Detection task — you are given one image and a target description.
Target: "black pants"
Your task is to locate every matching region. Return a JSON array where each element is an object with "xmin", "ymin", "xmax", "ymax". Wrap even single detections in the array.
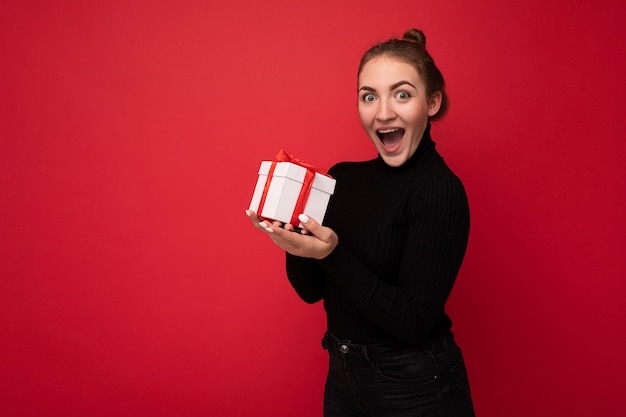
[{"xmin": 322, "ymin": 332, "xmax": 475, "ymax": 417}]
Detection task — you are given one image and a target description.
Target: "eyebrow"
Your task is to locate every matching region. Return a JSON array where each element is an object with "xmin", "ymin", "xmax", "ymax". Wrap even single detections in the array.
[{"xmin": 358, "ymin": 80, "xmax": 417, "ymax": 92}]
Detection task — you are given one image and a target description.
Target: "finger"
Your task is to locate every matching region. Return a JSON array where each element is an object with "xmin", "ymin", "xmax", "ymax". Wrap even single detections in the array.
[
  {"xmin": 298, "ymin": 214, "xmax": 315, "ymax": 228},
  {"xmin": 298, "ymin": 214, "xmax": 337, "ymax": 243},
  {"xmin": 259, "ymin": 219, "xmax": 287, "ymax": 234},
  {"xmin": 298, "ymin": 214, "xmax": 324, "ymax": 240},
  {"xmin": 269, "ymin": 227, "xmax": 315, "ymax": 253},
  {"xmin": 264, "ymin": 222, "xmax": 298, "ymax": 241},
  {"xmin": 246, "ymin": 209, "xmax": 266, "ymax": 230}
]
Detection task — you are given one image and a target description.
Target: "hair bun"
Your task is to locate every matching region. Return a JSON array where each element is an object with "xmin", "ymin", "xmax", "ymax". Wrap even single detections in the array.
[{"xmin": 402, "ymin": 28, "xmax": 426, "ymax": 47}]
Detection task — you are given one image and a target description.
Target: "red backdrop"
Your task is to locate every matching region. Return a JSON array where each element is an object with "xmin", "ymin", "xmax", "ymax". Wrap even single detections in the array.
[{"xmin": 2, "ymin": 1, "xmax": 625, "ymax": 416}]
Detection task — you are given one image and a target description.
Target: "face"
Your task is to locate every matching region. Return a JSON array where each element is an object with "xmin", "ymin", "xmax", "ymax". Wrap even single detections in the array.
[{"xmin": 357, "ymin": 56, "xmax": 441, "ymax": 167}]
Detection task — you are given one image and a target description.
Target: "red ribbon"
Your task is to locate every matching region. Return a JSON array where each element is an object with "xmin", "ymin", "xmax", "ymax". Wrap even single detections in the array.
[{"xmin": 257, "ymin": 150, "xmax": 329, "ymax": 226}]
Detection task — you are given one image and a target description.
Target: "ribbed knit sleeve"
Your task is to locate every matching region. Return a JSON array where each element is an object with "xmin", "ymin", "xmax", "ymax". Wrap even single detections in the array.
[{"xmin": 285, "ymin": 254, "xmax": 324, "ymax": 304}]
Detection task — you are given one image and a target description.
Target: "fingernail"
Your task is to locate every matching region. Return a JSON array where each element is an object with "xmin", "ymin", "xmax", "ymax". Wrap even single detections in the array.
[
  {"xmin": 259, "ymin": 222, "xmax": 268, "ymax": 229},
  {"xmin": 298, "ymin": 214, "xmax": 309, "ymax": 224},
  {"xmin": 245, "ymin": 210, "xmax": 251, "ymax": 216}
]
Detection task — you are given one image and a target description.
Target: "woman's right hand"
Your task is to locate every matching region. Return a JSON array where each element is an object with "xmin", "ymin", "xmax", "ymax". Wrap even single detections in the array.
[{"xmin": 245, "ymin": 210, "xmax": 338, "ymax": 259}]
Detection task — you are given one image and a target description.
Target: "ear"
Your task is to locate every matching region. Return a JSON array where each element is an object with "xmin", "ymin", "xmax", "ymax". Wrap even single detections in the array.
[{"xmin": 427, "ymin": 92, "xmax": 443, "ymax": 117}]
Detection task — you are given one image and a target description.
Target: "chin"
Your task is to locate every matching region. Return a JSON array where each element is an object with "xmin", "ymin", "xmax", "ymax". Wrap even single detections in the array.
[
  {"xmin": 380, "ymin": 153, "xmax": 408, "ymax": 167},
  {"xmin": 370, "ymin": 137, "xmax": 409, "ymax": 167}
]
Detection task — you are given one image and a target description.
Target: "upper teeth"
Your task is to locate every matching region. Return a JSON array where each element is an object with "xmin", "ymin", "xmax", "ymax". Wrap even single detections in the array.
[{"xmin": 378, "ymin": 129, "xmax": 399, "ymax": 134}]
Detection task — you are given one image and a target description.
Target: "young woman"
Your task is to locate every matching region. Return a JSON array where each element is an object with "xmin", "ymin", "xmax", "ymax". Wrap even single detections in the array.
[{"xmin": 247, "ymin": 28, "xmax": 475, "ymax": 417}]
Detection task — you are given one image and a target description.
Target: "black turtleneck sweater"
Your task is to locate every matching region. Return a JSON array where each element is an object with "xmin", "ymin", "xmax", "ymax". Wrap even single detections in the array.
[{"xmin": 285, "ymin": 126, "xmax": 470, "ymax": 345}]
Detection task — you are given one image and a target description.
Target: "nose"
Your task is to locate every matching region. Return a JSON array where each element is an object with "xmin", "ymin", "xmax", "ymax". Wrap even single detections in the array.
[{"xmin": 375, "ymin": 99, "xmax": 396, "ymax": 121}]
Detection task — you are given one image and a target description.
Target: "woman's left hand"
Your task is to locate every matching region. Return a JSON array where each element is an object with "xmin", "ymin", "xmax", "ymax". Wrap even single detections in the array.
[{"xmin": 246, "ymin": 210, "xmax": 338, "ymax": 259}]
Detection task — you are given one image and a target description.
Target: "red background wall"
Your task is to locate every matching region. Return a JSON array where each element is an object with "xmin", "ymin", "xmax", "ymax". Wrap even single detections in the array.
[{"xmin": 2, "ymin": 1, "xmax": 625, "ymax": 416}]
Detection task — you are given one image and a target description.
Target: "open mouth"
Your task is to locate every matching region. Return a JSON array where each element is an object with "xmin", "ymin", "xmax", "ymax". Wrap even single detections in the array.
[{"xmin": 377, "ymin": 128, "xmax": 405, "ymax": 150}]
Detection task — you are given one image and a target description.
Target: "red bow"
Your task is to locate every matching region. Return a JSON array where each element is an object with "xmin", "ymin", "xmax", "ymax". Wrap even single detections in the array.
[{"xmin": 274, "ymin": 149, "xmax": 328, "ymax": 175}]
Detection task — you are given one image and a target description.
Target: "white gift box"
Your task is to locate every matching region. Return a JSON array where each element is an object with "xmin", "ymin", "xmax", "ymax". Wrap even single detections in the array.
[{"xmin": 249, "ymin": 160, "xmax": 336, "ymax": 227}]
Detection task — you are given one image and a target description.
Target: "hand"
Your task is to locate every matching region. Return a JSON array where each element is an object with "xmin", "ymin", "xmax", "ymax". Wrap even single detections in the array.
[{"xmin": 245, "ymin": 210, "xmax": 338, "ymax": 259}]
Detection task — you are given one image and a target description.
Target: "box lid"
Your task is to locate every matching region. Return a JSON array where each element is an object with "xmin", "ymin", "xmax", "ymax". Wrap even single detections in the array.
[
  {"xmin": 272, "ymin": 162, "xmax": 306, "ymax": 182},
  {"xmin": 311, "ymin": 172, "xmax": 336, "ymax": 194},
  {"xmin": 258, "ymin": 160, "xmax": 333, "ymax": 190},
  {"xmin": 257, "ymin": 160, "xmax": 273, "ymax": 175}
]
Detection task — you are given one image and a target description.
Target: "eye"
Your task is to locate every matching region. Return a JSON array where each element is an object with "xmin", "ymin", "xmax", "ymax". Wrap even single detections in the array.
[
  {"xmin": 361, "ymin": 93, "xmax": 376, "ymax": 102},
  {"xmin": 395, "ymin": 91, "xmax": 411, "ymax": 100}
]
